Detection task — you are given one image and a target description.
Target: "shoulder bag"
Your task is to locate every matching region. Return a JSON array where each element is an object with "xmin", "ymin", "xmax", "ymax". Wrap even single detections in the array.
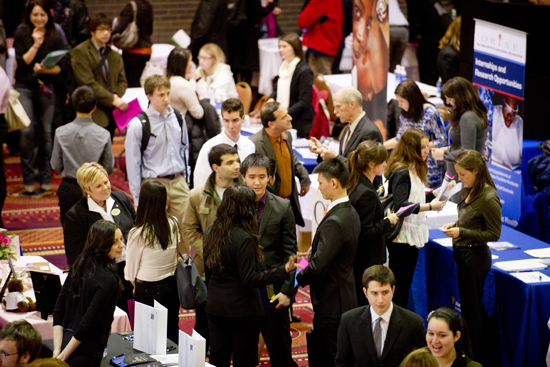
[{"xmin": 112, "ymin": 1, "xmax": 139, "ymax": 50}]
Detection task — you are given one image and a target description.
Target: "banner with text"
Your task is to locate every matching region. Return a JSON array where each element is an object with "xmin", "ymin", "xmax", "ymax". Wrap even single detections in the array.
[{"xmin": 473, "ymin": 19, "xmax": 526, "ymax": 226}]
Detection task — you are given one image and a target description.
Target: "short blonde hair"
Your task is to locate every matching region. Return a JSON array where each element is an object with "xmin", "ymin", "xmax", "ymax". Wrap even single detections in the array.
[
  {"xmin": 76, "ymin": 162, "xmax": 109, "ymax": 197},
  {"xmin": 144, "ymin": 75, "xmax": 171, "ymax": 96},
  {"xmin": 198, "ymin": 43, "xmax": 226, "ymax": 78}
]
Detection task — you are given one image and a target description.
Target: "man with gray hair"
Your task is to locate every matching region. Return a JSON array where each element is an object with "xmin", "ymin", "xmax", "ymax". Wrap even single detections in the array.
[{"xmin": 309, "ymin": 86, "xmax": 382, "ymax": 165}]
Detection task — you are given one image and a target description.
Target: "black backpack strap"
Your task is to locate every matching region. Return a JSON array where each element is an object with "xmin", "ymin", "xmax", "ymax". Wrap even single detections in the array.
[
  {"xmin": 93, "ymin": 46, "xmax": 111, "ymax": 79},
  {"xmin": 138, "ymin": 112, "xmax": 150, "ymax": 167},
  {"xmin": 172, "ymin": 108, "xmax": 189, "ymax": 182}
]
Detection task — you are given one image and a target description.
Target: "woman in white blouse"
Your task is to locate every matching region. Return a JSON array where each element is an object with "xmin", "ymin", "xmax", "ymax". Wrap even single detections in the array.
[
  {"xmin": 125, "ymin": 180, "xmax": 181, "ymax": 343},
  {"xmin": 191, "ymin": 43, "xmax": 238, "ymax": 102},
  {"xmin": 167, "ymin": 47, "xmax": 204, "ymax": 119}
]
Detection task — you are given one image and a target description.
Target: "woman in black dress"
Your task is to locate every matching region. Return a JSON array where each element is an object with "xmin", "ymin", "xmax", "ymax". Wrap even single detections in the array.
[
  {"xmin": 347, "ymin": 140, "xmax": 398, "ymax": 306},
  {"xmin": 53, "ymin": 220, "xmax": 125, "ymax": 366},
  {"xmin": 204, "ymin": 185, "xmax": 298, "ymax": 367}
]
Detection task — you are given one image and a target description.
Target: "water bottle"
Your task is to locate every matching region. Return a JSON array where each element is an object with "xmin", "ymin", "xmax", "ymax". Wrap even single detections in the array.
[
  {"xmin": 436, "ymin": 77, "xmax": 442, "ymax": 98},
  {"xmin": 401, "ymin": 65, "xmax": 408, "ymax": 82}
]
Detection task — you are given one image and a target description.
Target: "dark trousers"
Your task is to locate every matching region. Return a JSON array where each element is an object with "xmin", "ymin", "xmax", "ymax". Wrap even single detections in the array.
[
  {"xmin": 194, "ymin": 304, "xmax": 210, "ymax": 356},
  {"xmin": 387, "ymin": 242, "xmax": 419, "ymax": 308},
  {"xmin": 134, "ymin": 275, "xmax": 181, "ymax": 343},
  {"xmin": 208, "ymin": 314, "xmax": 262, "ymax": 367},
  {"xmin": 454, "ymin": 245, "xmax": 498, "ymax": 366},
  {"xmin": 63, "ymin": 329, "xmax": 104, "ymax": 367},
  {"xmin": 122, "ymin": 53, "xmax": 150, "ymax": 88},
  {"xmin": 58, "ymin": 178, "xmax": 83, "ymax": 225},
  {"xmin": 261, "ymin": 306, "xmax": 297, "ymax": 367},
  {"xmin": 308, "ymin": 316, "xmax": 340, "ymax": 367},
  {"xmin": 0, "ymin": 115, "xmax": 7, "ymax": 228}
]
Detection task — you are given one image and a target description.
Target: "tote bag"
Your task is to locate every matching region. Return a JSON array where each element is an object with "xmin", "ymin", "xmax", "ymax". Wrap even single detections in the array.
[
  {"xmin": 175, "ymin": 222, "xmax": 207, "ymax": 309},
  {"xmin": 112, "ymin": 1, "xmax": 139, "ymax": 50},
  {"xmin": 5, "ymin": 89, "xmax": 31, "ymax": 132}
]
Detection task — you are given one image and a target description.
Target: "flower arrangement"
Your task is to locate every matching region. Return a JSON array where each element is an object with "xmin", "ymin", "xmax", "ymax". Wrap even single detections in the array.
[{"xmin": 0, "ymin": 232, "xmax": 17, "ymax": 261}]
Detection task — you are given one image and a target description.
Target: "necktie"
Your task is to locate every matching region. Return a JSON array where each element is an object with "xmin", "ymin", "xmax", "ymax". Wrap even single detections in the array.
[
  {"xmin": 342, "ymin": 126, "xmax": 351, "ymax": 152},
  {"xmin": 323, "ymin": 207, "xmax": 328, "ymax": 218},
  {"xmin": 373, "ymin": 317, "xmax": 382, "ymax": 359},
  {"xmin": 100, "ymin": 47, "xmax": 111, "ymax": 90}
]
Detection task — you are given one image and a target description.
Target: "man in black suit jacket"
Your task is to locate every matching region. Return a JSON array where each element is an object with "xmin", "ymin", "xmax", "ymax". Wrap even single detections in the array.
[
  {"xmin": 249, "ymin": 102, "xmax": 311, "ymax": 226},
  {"xmin": 309, "ymin": 86, "xmax": 383, "ymax": 164},
  {"xmin": 241, "ymin": 153, "xmax": 298, "ymax": 367},
  {"xmin": 296, "ymin": 158, "xmax": 360, "ymax": 367},
  {"xmin": 335, "ymin": 265, "xmax": 426, "ymax": 367}
]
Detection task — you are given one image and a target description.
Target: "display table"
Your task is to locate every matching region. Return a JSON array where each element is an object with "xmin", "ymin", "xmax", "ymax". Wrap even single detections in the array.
[
  {"xmin": 0, "ymin": 256, "xmax": 131, "ymax": 340},
  {"xmin": 410, "ymin": 227, "xmax": 550, "ymax": 367}
]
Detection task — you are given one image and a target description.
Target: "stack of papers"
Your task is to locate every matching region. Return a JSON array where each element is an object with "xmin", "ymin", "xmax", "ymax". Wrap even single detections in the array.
[
  {"xmin": 433, "ymin": 238, "xmax": 453, "ymax": 247},
  {"xmin": 488, "ymin": 241, "xmax": 519, "ymax": 251},
  {"xmin": 295, "ymin": 148, "xmax": 318, "ymax": 160},
  {"xmin": 524, "ymin": 247, "xmax": 550, "ymax": 258},
  {"xmin": 493, "ymin": 259, "xmax": 547, "ymax": 272},
  {"xmin": 511, "ymin": 271, "xmax": 550, "ymax": 283}
]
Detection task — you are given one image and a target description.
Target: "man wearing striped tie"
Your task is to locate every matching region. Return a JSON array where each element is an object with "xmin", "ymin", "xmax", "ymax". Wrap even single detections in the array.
[{"xmin": 335, "ymin": 265, "xmax": 426, "ymax": 367}]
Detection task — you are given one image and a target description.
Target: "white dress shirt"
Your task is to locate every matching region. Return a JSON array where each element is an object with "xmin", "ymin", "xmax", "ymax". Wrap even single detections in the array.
[
  {"xmin": 326, "ymin": 195, "xmax": 349, "ymax": 213},
  {"xmin": 369, "ymin": 301, "xmax": 394, "ymax": 355},
  {"xmin": 193, "ymin": 131, "xmax": 255, "ymax": 187}
]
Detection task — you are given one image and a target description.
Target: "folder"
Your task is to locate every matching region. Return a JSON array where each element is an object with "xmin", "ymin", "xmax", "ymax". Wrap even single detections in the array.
[
  {"xmin": 134, "ymin": 300, "xmax": 168, "ymax": 355},
  {"xmin": 178, "ymin": 329, "xmax": 206, "ymax": 367}
]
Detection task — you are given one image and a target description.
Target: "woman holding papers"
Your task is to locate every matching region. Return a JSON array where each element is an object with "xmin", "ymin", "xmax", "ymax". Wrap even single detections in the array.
[
  {"xmin": 431, "ymin": 77, "xmax": 488, "ymax": 178},
  {"xmin": 441, "ymin": 150, "xmax": 501, "ymax": 365},
  {"xmin": 53, "ymin": 220, "xmax": 125, "ymax": 366},
  {"xmin": 125, "ymin": 180, "xmax": 181, "ymax": 344},
  {"xmin": 347, "ymin": 140, "xmax": 399, "ymax": 306},
  {"xmin": 384, "ymin": 128, "xmax": 447, "ymax": 308},
  {"xmin": 267, "ymin": 33, "xmax": 314, "ymax": 139},
  {"xmin": 14, "ymin": 0, "xmax": 66, "ymax": 195},
  {"xmin": 384, "ymin": 79, "xmax": 448, "ymax": 188},
  {"xmin": 204, "ymin": 185, "xmax": 298, "ymax": 367}
]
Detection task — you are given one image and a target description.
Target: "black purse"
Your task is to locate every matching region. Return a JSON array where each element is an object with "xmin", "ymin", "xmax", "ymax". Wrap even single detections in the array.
[{"xmin": 380, "ymin": 195, "xmax": 404, "ymax": 242}]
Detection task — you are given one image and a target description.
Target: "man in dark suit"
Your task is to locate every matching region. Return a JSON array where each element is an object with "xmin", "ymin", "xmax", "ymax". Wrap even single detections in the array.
[
  {"xmin": 241, "ymin": 153, "xmax": 298, "ymax": 367},
  {"xmin": 335, "ymin": 265, "xmax": 427, "ymax": 367},
  {"xmin": 249, "ymin": 102, "xmax": 311, "ymax": 226},
  {"xmin": 296, "ymin": 158, "xmax": 360, "ymax": 367},
  {"xmin": 72, "ymin": 13, "xmax": 128, "ymax": 138},
  {"xmin": 309, "ymin": 86, "xmax": 383, "ymax": 164}
]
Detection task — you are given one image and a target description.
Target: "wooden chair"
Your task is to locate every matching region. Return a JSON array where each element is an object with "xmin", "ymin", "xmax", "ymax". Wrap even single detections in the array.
[{"xmin": 236, "ymin": 81, "xmax": 253, "ymax": 115}]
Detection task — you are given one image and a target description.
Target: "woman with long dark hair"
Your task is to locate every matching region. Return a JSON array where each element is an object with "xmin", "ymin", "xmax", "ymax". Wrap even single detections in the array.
[
  {"xmin": 14, "ymin": 0, "xmax": 66, "ymax": 195},
  {"xmin": 267, "ymin": 33, "xmax": 314, "ymax": 138},
  {"xmin": 204, "ymin": 185, "xmax": 298, "ymax": 367},
  {"xmin": 125, "ymin": 180, "xmax": 181, "ymax": 343},
  {"xmin": 53, "ymin": 220, "xmax": 125, "ymax": 366},
  {"xmin": 442, "ymin": 150, "xmax": 501, "ymax": 365},
  {"xmin": 425, "ymin": 307, "xmax": 482, "ymax": 367},
  {"xmin": 384, "ymin": 128, "xmax": 447, "ymax": 308},
  {"xmin": 347, "ymin": 140, "xmax": 398, "ymax": 306},
  {"xmin": 432, "ymin": 77, "xmax": 488, "ymax": 177},
  {"xmin": 167, "ymin": 47, "xmax": 203, "ymax": 119},
  {"xmin": 385, "ymin": 79, "xmax": 448, "ymax": 188}
]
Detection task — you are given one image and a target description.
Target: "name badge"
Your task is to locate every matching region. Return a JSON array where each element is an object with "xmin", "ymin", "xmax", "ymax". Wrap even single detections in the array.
[{"xmin": 111, "ymin": 208, "xmax": 121, "ymax": 216}]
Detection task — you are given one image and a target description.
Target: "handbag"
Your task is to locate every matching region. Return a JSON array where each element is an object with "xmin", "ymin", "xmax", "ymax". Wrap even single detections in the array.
[
  {"xmin": 380, "ymin": 194, "xmax": 404, "ymax": 242},
  {"xmin": 112, "ymin": 1, "xmax": 139, "ymax": 50},
  {"xmin": 174, "ymin": 221, "xmax": 207, "ymax": 309},
  {"xmin": 5, "ymin": 88, "xmax": 31, "ymax": 132}
]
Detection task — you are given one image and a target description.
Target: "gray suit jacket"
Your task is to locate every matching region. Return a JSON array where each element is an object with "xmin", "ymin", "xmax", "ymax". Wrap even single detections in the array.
[
  {"xmin": 335, "ymin": 304, "xmax": 426, "ymax": 367},
  {"xmin": 249, "ymin": 128, "xmax": 311, "ymax": 226},
  {"xmin": 71, "ymin": 39, "xmax": 128, "ymax": 128},
  {"xmin": 257, "ymin": 191, "xmax": 297, "ymax": 297}
]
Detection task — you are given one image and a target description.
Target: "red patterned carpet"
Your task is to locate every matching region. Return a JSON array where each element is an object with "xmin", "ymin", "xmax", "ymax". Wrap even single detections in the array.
[{"xmin": 2, "ymin": 137, "xmax": 314, "ymax": 366}]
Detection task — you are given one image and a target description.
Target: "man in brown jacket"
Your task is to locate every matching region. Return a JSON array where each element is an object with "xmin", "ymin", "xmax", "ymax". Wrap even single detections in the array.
[
  {"xmin": 71, "ymin": 13, "xmax": 128, "ymax": 138},
  {"xmin": 181, "ymin": 143, "xmax": 243, "ymax": 352}
]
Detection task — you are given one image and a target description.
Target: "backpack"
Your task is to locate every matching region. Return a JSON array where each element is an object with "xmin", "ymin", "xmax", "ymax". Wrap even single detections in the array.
[{"xmin": 137, "ymin": 108, "xmax": 188, "ymax": 181}]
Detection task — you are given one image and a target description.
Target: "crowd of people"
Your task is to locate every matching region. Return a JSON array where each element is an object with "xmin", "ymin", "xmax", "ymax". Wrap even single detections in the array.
[{"xmin": 0, "ymin": 0, "xmax": 504, "ymax": 367}]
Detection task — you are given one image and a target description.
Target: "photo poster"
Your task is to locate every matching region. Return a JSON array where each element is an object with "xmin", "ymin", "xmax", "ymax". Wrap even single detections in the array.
[
  {"xmin": 472, "ymin": 19, "xmax": 527, "ymax": 227},
  {"xmin": 352, "ymin": 0, "xmax": 389, "ymax": 139}
]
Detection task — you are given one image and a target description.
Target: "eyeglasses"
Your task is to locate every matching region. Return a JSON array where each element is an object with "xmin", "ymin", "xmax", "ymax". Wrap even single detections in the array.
[
  {"xmin": 96, "ymin": 27, "xmax": 111, "ymax": 32},
  {"xmin": 197, "ymin": 56, "xmax": 213, "ymax": 61},
  {"xmin": 0, "ymin": 352, "xmax": 18, "ymax": 359}
]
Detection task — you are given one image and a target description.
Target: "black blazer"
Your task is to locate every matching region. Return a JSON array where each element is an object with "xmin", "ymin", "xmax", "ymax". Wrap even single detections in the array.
[
  {"xmin": 249, "ymin": 129, "xmax": 311, "ymax": 227},
  {"xmin": 387, "ymin": 167, "xmax": 436, "ymax": 215},
  {"xmin": 205, "ymin": 227, "xmax": 288, "ymax": 318},
  {"xmin": 63, "ymin": 191, "xmax": 136, "ymax": 266},
  {"xmin": 270, "ymin": 60, "xmax": 315, "ymax": 138},
  {"xmin": 349, "ymin": 175, "xmax": 392, "ymax": 304},
  {"xmin": 296, "ymin": 201, "xmax": 360, "ymax": 319},
  {"xmin": 335, "ymin": 304, "xmax": 427, "ymax": 367},
  {"xmin": 257, "ymin": 192, "xmax": 297, "ymax": 298},
  {"xmin": 338, "ymin": 114, "xmax": 383, "ymax": 161}
]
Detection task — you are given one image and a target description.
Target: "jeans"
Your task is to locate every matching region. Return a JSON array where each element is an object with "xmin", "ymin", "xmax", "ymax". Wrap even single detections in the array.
[{"xmin": 15, "ymin": 83, "xmax": 55, "ymax": 187}]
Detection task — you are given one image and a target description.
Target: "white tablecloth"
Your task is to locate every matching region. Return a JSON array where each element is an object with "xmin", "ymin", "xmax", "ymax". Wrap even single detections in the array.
[{"xmin": 0, "ymin": 256, "xmax": 131, "ymax": 340}]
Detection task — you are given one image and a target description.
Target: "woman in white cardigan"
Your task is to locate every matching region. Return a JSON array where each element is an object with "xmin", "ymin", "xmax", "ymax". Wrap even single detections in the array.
[
  {"xmin": 167, "ymin": 47, "xmax": 204, "ymax": 119},
  {"xmin": 190, "ymin": 43, "xmax": 238, "ymax": 102}
]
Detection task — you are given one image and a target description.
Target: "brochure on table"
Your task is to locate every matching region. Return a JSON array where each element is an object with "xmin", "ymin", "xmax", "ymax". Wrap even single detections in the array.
[
  {"xmin": 178, "ymin": 329, "xmax": 205, "ymax": 367},
  {"xmin": 134, "ymin": 300, "xmax": 168, "ymax": 355}
]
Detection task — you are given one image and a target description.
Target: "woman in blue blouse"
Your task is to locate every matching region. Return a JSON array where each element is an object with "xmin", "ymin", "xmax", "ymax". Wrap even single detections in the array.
[{"xmin": 385, "ymin": 79, "xmax": 448, "ymax": 187}]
